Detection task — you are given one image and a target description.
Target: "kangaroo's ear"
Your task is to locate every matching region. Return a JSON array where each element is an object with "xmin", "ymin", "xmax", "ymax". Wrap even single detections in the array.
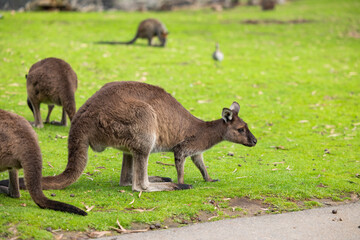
[
  {"xmin": 222, "ymin": 108, "xmax": 233, "ymax": 122},
  {"xmin": 229, "ymin": 101, "xmax": 240, "ymax": 115}
]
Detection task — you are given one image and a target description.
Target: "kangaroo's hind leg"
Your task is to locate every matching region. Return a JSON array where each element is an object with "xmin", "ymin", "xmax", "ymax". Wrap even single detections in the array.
[{"xmin": 119, "ymin": 153, "xmax": 172, "ymax": 187}]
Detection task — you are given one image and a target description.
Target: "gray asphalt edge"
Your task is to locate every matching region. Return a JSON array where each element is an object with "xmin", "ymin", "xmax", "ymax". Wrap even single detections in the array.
[{"xmin": 100, "ymin": 201, "xmax": 360, "ymax": 240}]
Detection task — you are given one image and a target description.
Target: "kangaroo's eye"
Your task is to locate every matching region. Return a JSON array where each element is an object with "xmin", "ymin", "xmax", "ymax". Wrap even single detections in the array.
[{"xmin": 238, "ymin": 128, "xmax": 244, "ymax": 133}]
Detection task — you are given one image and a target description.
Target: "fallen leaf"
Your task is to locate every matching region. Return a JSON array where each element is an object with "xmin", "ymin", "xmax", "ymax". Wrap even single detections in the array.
[
  {"xmin": 286, "ymin": 165, "xmax": 292, "ymax": 171},
  {"xmin": 125, "ymin": 207, "xmax": 156, "ymax": 212},
  {"xmin": 138, "ymin": 191, "xmax": 142, "ymax": 198},
  {"xmin": 55, "ymin": 134, "xmax": 67, "ymax": 139},
  {"xmin": 54, "ymin": 234, "xmax": 63, "ymax": 240},
  {"xmin": 111, "ymin": 219, "xmax": 149, "ymax": 234},
  {"xmin": 270, "ymin": 146, "xmax": 286, "ymax": 150},
  {"xmin": 47, "ymin": 162, "xmax": 54, "ymax": 168},
  {"xmin": 317, "ymin": 183, "xmax": 328, "ymax": 188},
  {"xmin": 21, "ymin": 203, "xmax": 26, "ymax": 207},
  {"xmin": 352, "ymin": 122, "xmax": 360, "ymax": 126},
  {"xmin": 208, "ymin": 215, "xmax": 218, "ymax": 221},
  {"xmin": 119, "ymin": 190, "xmax": 125, "ymax": 193},
  {"xmin": 298, "ymin": 120, "xmax": 309, "ymax": 123},
  {"xmin": 232, "ymin": 168, "xmax": 237, "ymax": 173},
  {"xmin": 87, "ymin": 231, "xmax": 111, "ymax": 238},
  {"xmin": 82, "ymin": 203, "xmax": 95, "ymax": 212},
  {"xmin": 197, "ymin": 99, "xmax": 212, "ymax": 104},
  {"xmin": 129, "ymin": 199, "xmax": 135, "ymax": 205},
  {"xmin": 272, "ymin": 161, "xmax": 285, "ymax": 165},
  {"xmin": 328, "ymin": 133, "xmax": 341, "ymax": 137}
]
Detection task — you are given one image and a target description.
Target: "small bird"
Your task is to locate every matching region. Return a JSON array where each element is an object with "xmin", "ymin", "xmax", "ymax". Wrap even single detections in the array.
[{"xmin": 212, "ymin": 43, "xmax": 224, "ymax": 66}]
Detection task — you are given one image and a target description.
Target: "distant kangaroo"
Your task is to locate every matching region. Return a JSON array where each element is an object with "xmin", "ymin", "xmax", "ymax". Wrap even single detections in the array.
[
  {"xmin": 123, "ymin": 18, "xmax": 168, "ymax": 47},
  {"xmin": 26, "ymin": 57, "xmax": 78, "ymax": 128},
  {"xmin": 0, "ymin": 82, "xmax": 257, "ymax": 192},
  {"xmin": 0, "ymin": 109, "xmax": 86, "ymax": 216}
]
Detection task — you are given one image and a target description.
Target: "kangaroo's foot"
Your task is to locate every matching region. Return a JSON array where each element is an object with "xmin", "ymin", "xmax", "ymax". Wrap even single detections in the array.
[
  {"xmin": 50, "ymin": 121, "xmax": 66, "ymax": 126},
  {"xmin": 0, "ymin": 186, "xmax": 9, "ymax": 195},
  {"xmin": 132, "ymin": 182, "xmax": 192, "ymax": 192},
  {"xmin": 148, "ymin": 176, "xmax": 172, "ymax": 183},
  {"xmin": 120, "ymin": 176, "xmax": 172, "ymax": 187}
]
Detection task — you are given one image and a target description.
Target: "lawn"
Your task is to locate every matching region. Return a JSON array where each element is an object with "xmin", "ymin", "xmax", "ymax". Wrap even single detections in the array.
[{"xmin": 0, "ymin": 0, "xmax": 359, "ymax": 239}]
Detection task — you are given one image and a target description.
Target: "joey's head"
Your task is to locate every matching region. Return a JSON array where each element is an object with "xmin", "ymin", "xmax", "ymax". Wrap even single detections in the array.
[{"xmin": 221, "ymin": 102, "xmax": 257, "ymax": 147}]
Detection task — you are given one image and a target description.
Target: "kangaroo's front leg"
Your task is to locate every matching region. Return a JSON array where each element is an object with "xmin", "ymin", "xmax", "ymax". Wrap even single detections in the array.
[
  {"xmin": 191, "ymin": 154, "xmax": 218, "ymax": 182},
  {"xmin": 174, "ymin": 153, "xmax": 186, "ymax": 184},
  {"xmin": 44, "ymin": 105, "xmax": 54, "ymax": 124}
]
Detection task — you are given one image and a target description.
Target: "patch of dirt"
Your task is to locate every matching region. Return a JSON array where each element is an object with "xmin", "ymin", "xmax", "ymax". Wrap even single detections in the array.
[
  {"xmin": 226, "ymin": 197, "xmax": 271, "ymax": 216},
  {"xmin": 222, "ymin": 19, "xmax": 314, "ymax": 25},
  {"xmin": 348, "ymin": 30, "xmax": 360, "ymax": 39}
]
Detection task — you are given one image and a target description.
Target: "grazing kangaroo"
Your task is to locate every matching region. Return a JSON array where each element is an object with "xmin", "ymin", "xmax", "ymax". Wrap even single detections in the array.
[
  {"xmin": 0, "ymin": 109, "xmax": 86, "ymax": 216},
  {"xmin": 123, "ymin": 18, "xmax": 168, "ymax": 47},
  {"xmin": 26, "ymin": 57, "xmax": 78, "ymax": 128},
  {"xmin": 0, "ymin": 82, "xmax": 257, "ymax": 192}
]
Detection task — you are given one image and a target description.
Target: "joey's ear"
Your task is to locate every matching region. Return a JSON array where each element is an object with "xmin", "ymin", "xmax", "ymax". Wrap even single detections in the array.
[
  {"xmin": 229, "ymin": 101, "xmax": 240, "ymax": 115},
  {"xmin": 222, "ymin": 108, "xmax": 233, "ymax": 123}
]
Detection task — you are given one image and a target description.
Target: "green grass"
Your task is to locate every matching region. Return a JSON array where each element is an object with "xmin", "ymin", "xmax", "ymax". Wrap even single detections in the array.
[{"xmin": 0, "ymin": 0, "xmax": 360, "ymax": 238}]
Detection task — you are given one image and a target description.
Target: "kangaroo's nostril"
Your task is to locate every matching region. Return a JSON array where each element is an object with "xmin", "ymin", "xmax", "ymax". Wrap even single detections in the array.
[{"xmin": 253, "ymin": 139, "xmax": 257, "ymax": 144}]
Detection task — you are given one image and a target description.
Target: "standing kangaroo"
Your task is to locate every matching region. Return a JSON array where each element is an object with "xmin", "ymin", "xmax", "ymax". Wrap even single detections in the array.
[
  {"xmin": 0, "ymin": 82, "xmax": 257, "ymax": 192},
  {"xmin": 26, "ymin": 57, "xmax": 78, "ymax": 128},
  {"xmin": 123, "ymin": 18, "xmax": 168, "ymax": 47},
  {"xmin": 0, "ymin": 109, "xmax": 86, "ymax": 216}
]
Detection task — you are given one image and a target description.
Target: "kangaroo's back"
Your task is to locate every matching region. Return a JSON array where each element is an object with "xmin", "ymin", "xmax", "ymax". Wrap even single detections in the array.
[
  {"xmin": 81, "ymin": 81, "xmax": 200, "ymax": 147},
  {"xmin": 27, "ymin": 57, "xmax": 78, "ymax": 102}
]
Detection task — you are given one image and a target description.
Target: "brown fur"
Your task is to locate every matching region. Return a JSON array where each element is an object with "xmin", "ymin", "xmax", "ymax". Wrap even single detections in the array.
[
  {"xmin": 261, "ymin": 0, "xmax": 276, "ymax": 10},
  {"xmin": 0, "ymin": 109, "xmax": 86, "ymax": 215},
  {"xmin": 1, "ymin": 82, "xmax": 257, "ymax": 192},
  {"xmin": 26, "ymin": 57, "xmax": 78, "ymax": 128},
  {"xmin": 125, "ymin": 18, "xmax": 168, "ymax": 47}
]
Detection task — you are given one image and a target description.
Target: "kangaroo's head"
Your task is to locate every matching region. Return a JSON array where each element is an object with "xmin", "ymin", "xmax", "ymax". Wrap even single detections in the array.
[
  {"xmin": 159, "ymin": 31, "xmax": 168, "ymax": 47},
  {"xmin": 221, "ymin": 101, "xmax": 257, "ymax": 147}
]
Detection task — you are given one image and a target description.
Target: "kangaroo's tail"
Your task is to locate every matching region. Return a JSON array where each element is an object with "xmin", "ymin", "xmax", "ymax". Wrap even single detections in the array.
[
  {"xmin": 41, "ymin": 125, "xmax": 89, "ymax": 190},
  {"xmin": 95, "ymin": 33, "xmax": 138, "ymax": 45},
  {"xmin": 23, "ymin": 143, "xmax": 87, "ymax": 216}
]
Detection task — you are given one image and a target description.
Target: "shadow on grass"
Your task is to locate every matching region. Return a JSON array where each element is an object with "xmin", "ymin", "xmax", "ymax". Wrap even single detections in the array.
[{"xmin": 94, "ymin": 41, "xmax": 165, "ymax": 48}]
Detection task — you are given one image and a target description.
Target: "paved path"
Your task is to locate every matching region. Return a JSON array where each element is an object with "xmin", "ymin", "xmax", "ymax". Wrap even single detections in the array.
[{"xmin": 101, "ymin": 202, "xmax": 360, "ymax": 240}]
